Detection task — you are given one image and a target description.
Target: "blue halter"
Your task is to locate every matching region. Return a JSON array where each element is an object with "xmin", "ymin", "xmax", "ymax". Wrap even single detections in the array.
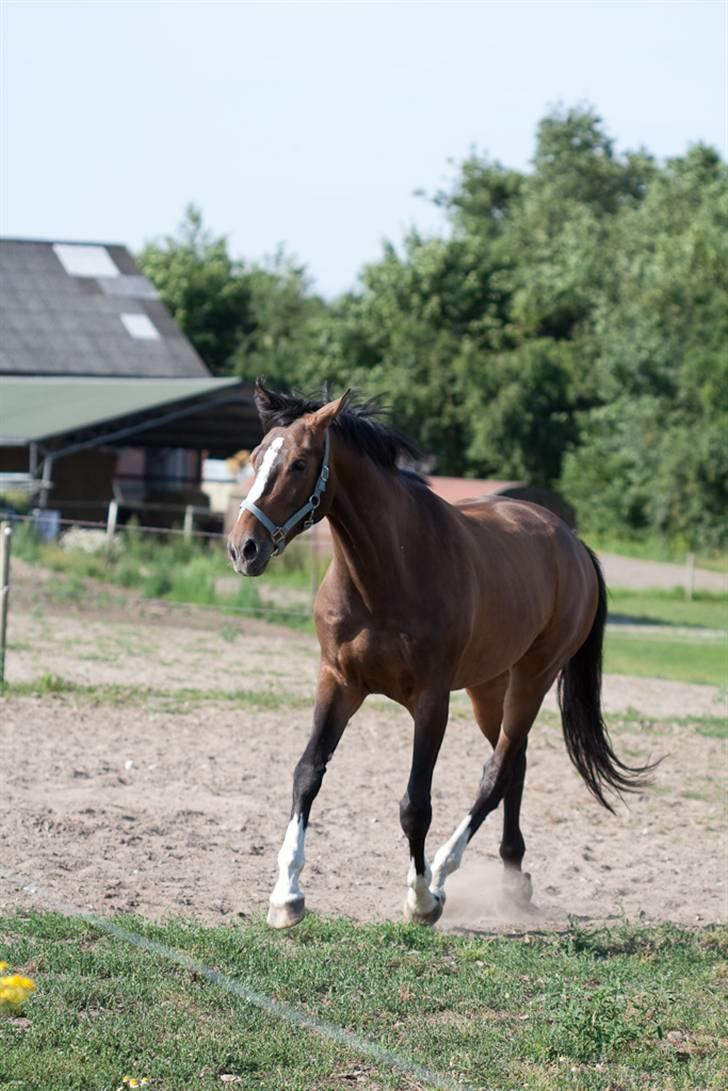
[{"xmin": 240, "ymin": 431, "xmax": 331, "ymax": 554}]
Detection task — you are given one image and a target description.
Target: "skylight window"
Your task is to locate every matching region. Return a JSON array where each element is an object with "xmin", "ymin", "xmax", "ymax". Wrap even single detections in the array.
[
  {"xmin": 120, "ymin": 313, "xmax": 160, "ymax": 341},
  {"xmin": 53, "ymin": 244, "xmax": 120, "ymax": 277}
]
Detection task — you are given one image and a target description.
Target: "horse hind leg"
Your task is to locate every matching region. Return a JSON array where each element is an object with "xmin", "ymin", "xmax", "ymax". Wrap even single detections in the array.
[
  {"xmin": 499, "ymin": 740, "xmax": 533, "ymax": 907},
  {"xmin": 466, "ymin": 674, "xmax": 532, "ymax": 904},
  {"xmin": 430, "ymin": 681, "xmax": 546, "ymax": 908}
]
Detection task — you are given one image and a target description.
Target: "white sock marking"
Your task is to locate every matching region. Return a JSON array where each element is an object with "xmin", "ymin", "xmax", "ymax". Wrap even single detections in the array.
[
  {"xmin": 243, "ymin": 436, "xmax": 284, "ymax": 507},
  {"xmin": 405, "ymin": 860, "xmax": 440, "ymax": 916},
  {"xmin": 270, "ymin": 813, "xmax": 306, "ymax": 907},
  {"xmin": 431, "ymin": 813, "xmax": 471, "ymax": 896}
]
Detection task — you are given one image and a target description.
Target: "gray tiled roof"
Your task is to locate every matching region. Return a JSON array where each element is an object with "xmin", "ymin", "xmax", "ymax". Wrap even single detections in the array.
[{"xmin": 0, "ymin": 239, "xmax": 210, "ymax": 378}]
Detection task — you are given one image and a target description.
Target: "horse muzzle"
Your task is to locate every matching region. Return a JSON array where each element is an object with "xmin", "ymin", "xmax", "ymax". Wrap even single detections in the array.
[{"xmin": 227, "ymin": 532, "xmax": 274, "ymax": 577}]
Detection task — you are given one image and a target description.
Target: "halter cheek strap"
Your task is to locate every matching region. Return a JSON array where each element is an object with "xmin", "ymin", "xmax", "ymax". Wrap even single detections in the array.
[{"xmin": 240, "ymin": 430, "xmax": 331, "ymax": 555}]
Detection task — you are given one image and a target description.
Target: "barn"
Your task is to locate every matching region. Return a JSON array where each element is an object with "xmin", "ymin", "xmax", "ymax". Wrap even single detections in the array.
[{"xmin": 0, "ymin": 238, "xmax": 260, "ymax": 526}]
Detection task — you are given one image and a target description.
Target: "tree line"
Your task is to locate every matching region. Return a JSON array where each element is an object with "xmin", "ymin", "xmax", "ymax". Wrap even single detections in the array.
[{"xmin": 138, "ymin": 106, "xmax": 727, "ymax": 551}]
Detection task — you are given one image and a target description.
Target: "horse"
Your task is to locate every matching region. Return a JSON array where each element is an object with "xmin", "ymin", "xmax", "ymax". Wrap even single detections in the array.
[{"xmin": 227, "ymin": 380, "xmax": 651, "ymax": 929}]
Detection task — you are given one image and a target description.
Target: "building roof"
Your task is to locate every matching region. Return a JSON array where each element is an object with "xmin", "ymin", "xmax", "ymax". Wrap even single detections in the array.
[
  {"xmin": 0, "ymin": 238, "xmax": 209, "ymax": 379},
  {"xmin": 427, "ymin": 476, "xmax": 522, "ymax": 504},
  {"xmin": 0, "ymin": 376, "xmax": 261, "ymax": 458}
]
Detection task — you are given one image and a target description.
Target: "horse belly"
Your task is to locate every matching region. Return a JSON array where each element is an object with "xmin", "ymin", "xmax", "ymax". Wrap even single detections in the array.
[{"xmin": 449, "ymin": 582, "xmax": 553, "ymax": 691}]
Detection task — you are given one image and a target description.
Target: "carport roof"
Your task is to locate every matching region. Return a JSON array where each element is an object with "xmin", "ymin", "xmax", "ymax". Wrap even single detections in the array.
[{"xmin": 0, "ymin": 376, "xmax": 261, "ymax": 457}]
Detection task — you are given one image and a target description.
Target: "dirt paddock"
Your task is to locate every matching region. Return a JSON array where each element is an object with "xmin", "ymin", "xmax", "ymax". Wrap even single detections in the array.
[{"xmin": 1, "ymin": 577, "xmax": 726, "ymax": 932}]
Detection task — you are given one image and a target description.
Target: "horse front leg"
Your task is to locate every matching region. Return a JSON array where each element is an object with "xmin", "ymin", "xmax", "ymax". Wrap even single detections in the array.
[
  {"xmin": 267, "ymin": 668, "xmax": 364, "ymax": 929},
  {"xmin": 400, "ymin": 690, "xmax": 449, "ymax": 925}
]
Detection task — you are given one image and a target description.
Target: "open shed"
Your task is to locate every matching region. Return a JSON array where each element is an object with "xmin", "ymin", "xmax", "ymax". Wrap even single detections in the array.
[{"xmin": 0, "ymin": 239, "xmax": 260, "ymax": 523}]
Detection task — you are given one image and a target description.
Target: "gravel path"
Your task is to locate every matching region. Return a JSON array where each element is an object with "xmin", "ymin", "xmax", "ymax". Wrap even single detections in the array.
[{"xmin": 598, "ymin": 551, "xmax": 727, "ymax": 593}]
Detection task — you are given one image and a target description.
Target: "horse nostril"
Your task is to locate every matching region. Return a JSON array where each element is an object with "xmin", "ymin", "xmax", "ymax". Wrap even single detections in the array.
[
  {"xmin": 242, "ymin": 537, "xmax": 258, "ymax": 561},
  {"xmin": 228, "ymin": 541, "xmax": 238, "ymax": 564}
]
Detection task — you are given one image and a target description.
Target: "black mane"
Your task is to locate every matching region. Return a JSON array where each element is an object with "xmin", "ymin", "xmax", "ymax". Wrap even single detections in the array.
[{"xmin": 255, "ymin": 382, "xmax": 425, "ymax": 479}]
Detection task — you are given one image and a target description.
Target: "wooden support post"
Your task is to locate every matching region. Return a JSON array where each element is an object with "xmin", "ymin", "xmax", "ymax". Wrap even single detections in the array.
[
  {"xmin": 106, "ymin": 500, "xmax": 118, "ymax": 555},
  {"xmin": 685, "ymin": 551, "xmax": 696, "ymax": 601},
  {"xmin": 184, "ymin": 505, "xmax": 194, "ymax": 541},
  {"xmin": 0, "ymin": 521, "xmax": 12, "ymax": 688}
]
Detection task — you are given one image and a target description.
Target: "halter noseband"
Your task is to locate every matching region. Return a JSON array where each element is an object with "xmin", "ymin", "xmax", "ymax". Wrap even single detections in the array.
[{"xmin": 239, "ymin": 430, "xmax": 331, "ymax": 555}]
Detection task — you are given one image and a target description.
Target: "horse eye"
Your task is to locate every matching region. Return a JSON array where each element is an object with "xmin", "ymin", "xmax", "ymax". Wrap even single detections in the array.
[{"xmin": 290, "ymin": 459, "xmax": 307, "ymax": 472}]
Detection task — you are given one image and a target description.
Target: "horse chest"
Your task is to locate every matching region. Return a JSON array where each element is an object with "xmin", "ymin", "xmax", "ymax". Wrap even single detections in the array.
[{"xmin": 332, "ymin": 625, "xmax": 426, "ymax": 703}]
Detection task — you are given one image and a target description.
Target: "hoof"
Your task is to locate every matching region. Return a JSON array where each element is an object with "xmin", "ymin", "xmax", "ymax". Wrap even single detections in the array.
[
  {"xmin": 403, "ymin": 893, "xmax": 444, "ymax": 927},
  {"xmin": 502, "ymin": 870, "xmax": 533, "ymax": 907},
  {"xmin": 267, "ymin": 895, "xmax": 305, "ymax": 929}
]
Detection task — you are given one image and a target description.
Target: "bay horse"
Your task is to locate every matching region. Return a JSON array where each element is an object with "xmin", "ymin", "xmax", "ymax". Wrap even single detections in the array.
[{"xmin": 227, "ymin": 381, "xmax": 649, "ymax": 928}]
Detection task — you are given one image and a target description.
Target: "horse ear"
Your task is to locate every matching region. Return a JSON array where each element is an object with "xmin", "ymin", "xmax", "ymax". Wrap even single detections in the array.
[
  {"xmin": 254, "ymin": 378, "xmax": 287, "ymax": 430},
  {"xmin": 313, "ymin": 389, "xmax": 351, "ymax": 431}
]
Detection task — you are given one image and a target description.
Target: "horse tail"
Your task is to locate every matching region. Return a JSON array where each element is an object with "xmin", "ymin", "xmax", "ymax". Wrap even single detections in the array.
[{"xmin": 558, "ymin": 546, "xmax": 656, "ymax": 812}]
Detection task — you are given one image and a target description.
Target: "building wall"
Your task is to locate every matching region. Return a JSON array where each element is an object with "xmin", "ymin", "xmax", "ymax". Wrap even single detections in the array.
[
  {"xmin": 50, "ymin": 449, "xmax": 119, "ymax": 522},
  {"xmin": 0, "ymin": 447, "xmax": 30, "ymax": 474}
]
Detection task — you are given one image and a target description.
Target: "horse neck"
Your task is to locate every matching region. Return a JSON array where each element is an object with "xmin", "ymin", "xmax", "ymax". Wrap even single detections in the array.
[{"xmin": 326, "ymin": 444, "xmax": 415, "ymax": 610}]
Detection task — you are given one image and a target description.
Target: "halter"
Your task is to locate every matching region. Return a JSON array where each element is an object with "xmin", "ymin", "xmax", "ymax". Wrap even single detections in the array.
[{"xmin": 240, "ymin": 430, "xmax": 331, "ymax": 555}]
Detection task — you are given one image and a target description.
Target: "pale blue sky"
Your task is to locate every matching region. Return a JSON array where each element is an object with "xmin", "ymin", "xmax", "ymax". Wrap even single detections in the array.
[{"xmin": 2, "ymin": 0, "xmax": 726, "ymax": 296}]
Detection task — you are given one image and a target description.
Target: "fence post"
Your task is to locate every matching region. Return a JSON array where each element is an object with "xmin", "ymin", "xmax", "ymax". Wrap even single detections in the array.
[
  {"xmin": 0, "ymin": 521, "xmax": 12, "ymax": 687},
  {"xmin": 183, "ymin": 505, "xmax": 194, "ymax": 542},
  {"xmin": 685, "ymin": 551, "xmax": 696, "ymax": 601},
  {"xmin": 106, "ymin": 500, "xmax": 118, "ymax": 555}
]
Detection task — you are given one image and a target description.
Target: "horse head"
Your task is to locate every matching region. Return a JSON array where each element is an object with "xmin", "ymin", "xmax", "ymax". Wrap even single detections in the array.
[{"xmin": 227, "ymin": 379, "xmax": 349, "ymax": 576}]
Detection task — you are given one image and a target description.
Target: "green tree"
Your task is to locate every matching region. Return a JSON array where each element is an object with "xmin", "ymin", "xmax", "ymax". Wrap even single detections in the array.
[
  {"xmin": 138, "ymin": 205, "xmax": 254, "ymax": 374},
  {"xmin": 138, "ymin": 111, "xmax": 727, "ymax": 549}
]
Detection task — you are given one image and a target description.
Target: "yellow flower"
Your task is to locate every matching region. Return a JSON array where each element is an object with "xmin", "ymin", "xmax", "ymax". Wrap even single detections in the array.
[
  {"xmin": 0, "ymin": 971, "xmax": 36, "ymax": 1013},
  {"xmin": 0, "ymin": 962, "xmax": 8, "ymax": 972}
]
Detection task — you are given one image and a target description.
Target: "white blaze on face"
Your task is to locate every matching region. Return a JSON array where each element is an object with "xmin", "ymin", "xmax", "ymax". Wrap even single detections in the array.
[
  {"xmin": 270, "ymin": 813, "xmax": 306, "ymax": 907},
  {"xmin": 430, "ymin": 813, "xmax": 471, "ymax": 896},
  {"xmin": 243, "ymin": 436, "xmax": 284, "ymax": 508}
]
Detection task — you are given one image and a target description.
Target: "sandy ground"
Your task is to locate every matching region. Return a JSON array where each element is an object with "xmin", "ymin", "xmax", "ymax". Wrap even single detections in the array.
[{"xmin": 1, "ymin": 569, "xmax": 726, "ymax": 933}]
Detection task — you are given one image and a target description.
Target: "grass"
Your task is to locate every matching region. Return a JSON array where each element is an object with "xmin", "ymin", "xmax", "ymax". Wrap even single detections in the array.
[
  {"xmin": 11, "ymin": 521, "xmax": 315, "ymax": 629},
  {"xmin": 1, "ymin": 674, "xmax": 309, "ymax": 712},
  {"xmin": 693, "ymin": 719, "xmax": 728, "ymax": 739},
  {"xmin": 1, "ymin": 912, "xmax": 725, "ymax": 1091},
  {"xmin": 604, "ymin": 629, "xmax": 726, "ymax": 687},
  {"xmin": 604, "ymin": 589, "xmax": 727, "ymax": 684},
  {"xmin": 608, "ymin": 588, "xmax": 727, "ymax": 631}
]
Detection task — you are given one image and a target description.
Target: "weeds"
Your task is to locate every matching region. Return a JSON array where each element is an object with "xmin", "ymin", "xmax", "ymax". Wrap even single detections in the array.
[{"xmin": 12, "ymin": 521, "xmax": 315, "ymax": 628}]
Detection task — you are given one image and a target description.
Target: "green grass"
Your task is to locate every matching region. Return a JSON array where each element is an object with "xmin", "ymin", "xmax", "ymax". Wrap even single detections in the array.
[
  {"xmin": 608, "ymin": 588, "xmax": 727, "ymax": 631},
  {"xmin": 0, "ymin": 674, "xmax": 309, "ymax": 712},
  {"xmin": 604, "ymin": 629, "xmax": 726, "ymax": 686},
  {"xmin": 11, "ymin": 521, "xmax": 315, "ymax": 629},
  {"xmin": 1, "ymin": 912, "xmax": 726, "ymax": 1091},
  {"xmin": 694, "ymin": 719, "xmax": 728, "ymax": 739}
]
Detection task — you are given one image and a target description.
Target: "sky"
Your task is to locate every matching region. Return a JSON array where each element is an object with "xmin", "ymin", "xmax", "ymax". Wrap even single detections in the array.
[{"xmin": 1, "ymin": 0, "xmax": 726, "ymax": 297}]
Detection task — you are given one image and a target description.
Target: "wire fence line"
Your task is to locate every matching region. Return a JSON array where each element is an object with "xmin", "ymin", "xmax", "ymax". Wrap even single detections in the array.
[
  {"xmin": 6, "ymin": 509, "xmax": 325, "ymax": 546},
  {"xmin": 1, "ymin": 866, "xmax": 474, "ymax": 1091}
]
